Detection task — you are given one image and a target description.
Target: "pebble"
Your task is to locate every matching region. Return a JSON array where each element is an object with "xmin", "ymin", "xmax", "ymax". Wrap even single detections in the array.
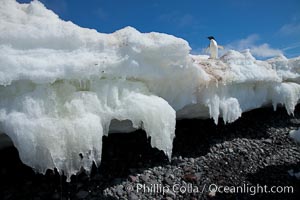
[
  {"xmin": 263, "ymin": 138, "xmax": 273, "ymax": 144},
  {"xmin": 128, "ymin": 193, "xmax": 139, "ymax": 200},
  {"xmin": 164, "ymin": 177, "xmax": 173, "ymax": 185},
  {"xmin": 189, "ymin": 158, "xmax": 195, "ymax": 164},
  {"xmin": 290, "ymin": 119, "xmax": 300, "ymax": 124},
  {"xmin": 183, "ymin": 173, "xmax": 197, "ymax": 183},
  {"xmin": 208, "ymin": 190, "xmax": 216, "ymax": 197},
  {"xmin": 140, "ymin": 174, "xmax": 150, "ymax": 183},
  {"xmin": 128, "ymin": 175, "xmax": 138, "ymax": 182},
  {"xmin": 169, "ymin": 174, "xmax": 175, "ymax": 179},
  {"xmin": 183, "ymin": 166, "xmax": 193, "ymax": 172},
  {"xmin": 165, "ymin": 190, "xmax": 176, "ymax": 198},
  {"xmin": 116, "ymin": 185, "xmax": 124, "ymax": 197}
]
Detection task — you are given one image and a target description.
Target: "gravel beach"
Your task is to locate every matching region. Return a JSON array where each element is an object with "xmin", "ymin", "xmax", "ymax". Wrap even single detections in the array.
[{"xmin": 1, "ymin": 105, "xmax": 300, "ymax": 200}]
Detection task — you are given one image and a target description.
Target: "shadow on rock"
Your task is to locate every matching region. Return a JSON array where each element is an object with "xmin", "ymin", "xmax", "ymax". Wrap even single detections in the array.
[
  {"xmin": 245, "ymin": 163, "xmax": 300, "ymax": 200},
  {"xmin": 0, "ymin": 130, "xmax": 168, "ymax": 200},
  {"xmin": 1, "ymin": 105, "xmax": 300, "ymax": 199},
  {"xmin": 172, "ymin": 105, "xmax": 300, "ymax": 158}
]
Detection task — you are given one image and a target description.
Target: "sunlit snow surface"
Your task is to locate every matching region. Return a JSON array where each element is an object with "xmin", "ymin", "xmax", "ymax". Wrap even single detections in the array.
[{"xmin": 1, "ymin": 0, "xmax": 300, "ymax": 180}]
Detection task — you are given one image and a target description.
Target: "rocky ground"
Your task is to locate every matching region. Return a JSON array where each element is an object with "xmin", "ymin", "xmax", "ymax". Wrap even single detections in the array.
[{"xmin": 1, "ymin": 105, "xmax": 300, "ymax": 200}]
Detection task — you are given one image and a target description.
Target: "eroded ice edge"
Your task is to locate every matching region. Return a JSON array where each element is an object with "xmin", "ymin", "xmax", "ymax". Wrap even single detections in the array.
[{"xmin": 1, "ymin": 0, "xmax": 300, "ymax": 180}]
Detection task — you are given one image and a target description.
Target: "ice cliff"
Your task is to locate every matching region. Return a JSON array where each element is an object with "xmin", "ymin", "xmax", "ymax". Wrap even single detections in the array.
[{"xmin": 1, "ymin": 0, "xmax": 300, "ymax": 180}]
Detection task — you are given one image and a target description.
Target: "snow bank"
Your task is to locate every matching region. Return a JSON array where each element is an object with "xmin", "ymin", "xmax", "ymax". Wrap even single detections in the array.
[
  {"xmin": 0, "ymin": 0, "xmax": 300, "ymax": 179},
  {"xmin": 0, "ymin": 80, "xmax": 175, "ymax": 179}
]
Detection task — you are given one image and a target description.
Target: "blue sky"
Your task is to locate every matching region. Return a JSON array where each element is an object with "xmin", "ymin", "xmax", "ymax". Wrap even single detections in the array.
[{"xmin": 17, "ymin": 0, "xmax": 300, "ymax": 58}]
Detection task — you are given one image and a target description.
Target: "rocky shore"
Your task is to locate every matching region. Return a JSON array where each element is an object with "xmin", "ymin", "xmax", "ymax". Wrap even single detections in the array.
[{"xmin": 1, "ymin": 105, "xmax": 300, "ymax": 200}]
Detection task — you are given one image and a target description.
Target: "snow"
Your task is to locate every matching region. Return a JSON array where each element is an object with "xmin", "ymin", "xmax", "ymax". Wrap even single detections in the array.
[
  {"xmin": 289, "ymin": 129, "xmax": 300, "ymax": 143},
  {"xmin": 0, "ymin": 0, "xmax": 300, "ymax": 180}
]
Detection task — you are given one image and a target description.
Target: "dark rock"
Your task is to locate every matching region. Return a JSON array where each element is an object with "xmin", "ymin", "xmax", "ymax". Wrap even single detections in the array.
[
  {"xmin": 263, "ymin": 138, "xmax": 272, "ymax": 144},
  {"xmin": 290, "ymin": 119, "xmax": 300, "ymax": 124},
  {"xmin": 116, "ymin": 185, "xmax": 124, "ymax": 197},
  {"xmin": 165, "ymin": 190, "xmax": 176, "ymax": 198},
  {"xmin": 52, "ymin": 193, "xmax": 60, "ymax": 199},
  {"xmin": 163, "ymin": 177, "xmax": 173, "ymax": 185},
  {"xmin": 228, "ymin": 148, "xmax": 234, "ymax": 153},
  {"xmin": 183, "ymin": 173, "xmax": 197, "ymax": 183},
  {"xmin": 189, "ymin": 158, "xmax": 195, "ymax": 164},
  {"xmin": 183, "ymin": 166, "xmax": 193, "ymax": 172},
  {"xmin": 128, "ymin": 175, "xmax": 138, "ymax": 182},
  {"xmin": 140, "ymin": 174, "xmax": 150, "ymax": 183},
  {"xmin": 76, "ymin": 190, "xmax": 89, "ymax": 199},
  {"xmin": 112, "ymin": 178, "xmax": 123, "ymax": 185},
  {"xmin": 129, "ymin": 193, "xmax": 139, "ymax": 200}
]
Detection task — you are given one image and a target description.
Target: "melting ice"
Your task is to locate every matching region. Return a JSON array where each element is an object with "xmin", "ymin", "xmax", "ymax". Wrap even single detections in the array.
[{"xmin": 0, "ymin": 0, "xmax": 300, "ymax": 180}]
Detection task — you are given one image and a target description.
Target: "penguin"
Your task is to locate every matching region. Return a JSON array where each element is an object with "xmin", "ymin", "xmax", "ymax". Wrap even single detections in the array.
[{"xmin": 207, "ymin": 36, "xmax": 223, "ymax": 59}]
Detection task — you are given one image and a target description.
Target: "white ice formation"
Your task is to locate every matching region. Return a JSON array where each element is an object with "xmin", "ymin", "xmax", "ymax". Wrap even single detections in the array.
[
  {"xmin": 289, "ymin": 129, "xmax": 300, "ymax": 143},
  {"xmin": 0, "ymin": 0, "xmax": 300, "ymax": 180}
]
